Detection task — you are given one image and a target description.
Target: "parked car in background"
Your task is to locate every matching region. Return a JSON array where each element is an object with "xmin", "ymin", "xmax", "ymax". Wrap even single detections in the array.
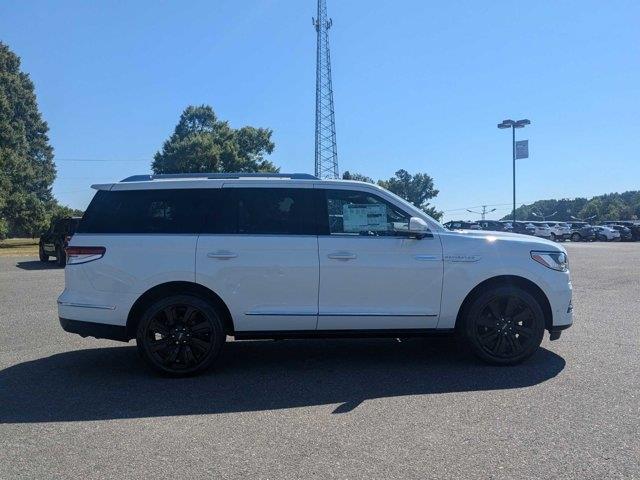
[
  {"xmin": 478, "ymin": 220, "xmax": 512, "ymax": 232},
  {"xmin": 568, "ymin": 222, "xmax": 596, "ymax": 242},
  {"xmin": 502, "ymin": 221, "xmax": 536, "ymax": 236},
  {"xmin": 602, "ymin": 221, "xmax": 640, "ymax": 241},
  {"xmin": 528, "ymin": 221, "xmax": 553, "ymax": 239},
  {"xmin": 545, "ymin": 222, "xmax": 572, "ymax": 242},
  {"xmin": 58, "ymin": 173, "xmax": 573, "ymax": 375},
  {"xmin": 594, "ymin": 226, "xmax": 621, "ymax": 242},
  {"xmin": 39, "ymin": 217, "xmax": 82, "ymax": 266},
  {"xmin": 606, "ymin": 224, "xmax": 633, "ymax": 241},
  {"xmin": 443, "ymin": 220, "xmax": 481, "ymax": 230}
]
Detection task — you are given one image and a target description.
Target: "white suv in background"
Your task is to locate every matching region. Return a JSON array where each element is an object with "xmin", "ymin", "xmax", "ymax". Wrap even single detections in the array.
[
  {"xmin": 594, "ymin": 226, "xmax": 621, "ymax": 242},
  {"xmin": 529, "ymin": 222, "xmax": 553, "ymax": 239},
  {"xmin": 58, "ymin": 173, "xmax": 573, "ymax": 376},
  {"xmin": 546, "ymin": 222, "xmax": 572, "ymax": 242}
]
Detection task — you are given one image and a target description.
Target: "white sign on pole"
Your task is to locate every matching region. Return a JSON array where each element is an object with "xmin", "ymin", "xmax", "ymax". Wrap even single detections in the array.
[{"xmin": 516, "ymin": 140, "xmax": 529, "ymax": 159}]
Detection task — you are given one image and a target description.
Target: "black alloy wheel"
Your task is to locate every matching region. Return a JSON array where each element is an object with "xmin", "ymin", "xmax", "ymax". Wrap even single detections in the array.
[
  {"xmin": 461, "ymin": 285, "xmax": 545, "ymax": 365},
  {"xmin": 137, "ymin": 295, "xmax": 225, "ymax": 376}
]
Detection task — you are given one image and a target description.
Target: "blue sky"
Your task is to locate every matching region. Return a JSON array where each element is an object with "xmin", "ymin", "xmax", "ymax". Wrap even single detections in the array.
[{"xmin": 1, "ymin": 0, "xmax": 638, "ymax": 221}]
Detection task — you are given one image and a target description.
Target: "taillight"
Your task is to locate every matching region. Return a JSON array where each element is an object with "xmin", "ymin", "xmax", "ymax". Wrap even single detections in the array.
[{"xmin": 65, "ymin": 246, "xmax": 106, "ymax": 265}]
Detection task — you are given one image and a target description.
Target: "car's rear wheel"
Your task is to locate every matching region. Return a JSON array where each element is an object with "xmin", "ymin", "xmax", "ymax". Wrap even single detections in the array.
[
  {"xmin": 571, "ymin": 232, "xmax": 581, "ymax": 242},
  {"xmin": 39, "ymin": 245, "xmax": 49, "ymax": 262},
  {"xmin": 460, "ymin": 285, "xmax": 545, "ymax": 365},
  {"xmin": 550, "ymin": 233, "xmax": 557, "ymax": 242},
  {"xmin": 55, "ymin": 246, "xmax": 67, "ymax": 267},
  {"xmin": 136, "ymin": 295, "xmax": 225, "ymax": 376}
]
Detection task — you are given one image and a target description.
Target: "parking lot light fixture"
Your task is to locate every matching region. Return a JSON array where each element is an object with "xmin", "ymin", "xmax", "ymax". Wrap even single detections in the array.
[{"xmin": 497, "ymin": 118, "xmax": 531, "ymax": 223}]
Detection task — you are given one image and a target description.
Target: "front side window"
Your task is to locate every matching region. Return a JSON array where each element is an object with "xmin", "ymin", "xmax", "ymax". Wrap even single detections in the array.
[{"xmin": 324, "ymin": 189, "xmax": 410, "ymax": 236}]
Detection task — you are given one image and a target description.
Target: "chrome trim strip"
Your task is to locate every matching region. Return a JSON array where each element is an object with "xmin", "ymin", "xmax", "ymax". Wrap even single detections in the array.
[
  {"xmin": 414, "ymin": 254, "xmax": 440, "ymax": 261},
  {"xmin": 57, "ymin": 301, "xmax": 116, "ymax": 311},
  {"xmin": 320, "ymin": 313, "xmax": 438, "ymax": 317},
  {"xmin": 245, "ymin": 312, "xmax": 437, "ymax": 317}
]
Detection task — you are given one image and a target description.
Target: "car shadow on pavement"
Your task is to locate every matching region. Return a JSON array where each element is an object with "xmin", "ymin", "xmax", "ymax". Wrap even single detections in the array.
[
  {"xmin": 15, "ymin": 260, "xmax": 61, "ymax": 270},
  {"xmin": 0, "ymin": 338, "xmax": 565, "ymax": 423}
]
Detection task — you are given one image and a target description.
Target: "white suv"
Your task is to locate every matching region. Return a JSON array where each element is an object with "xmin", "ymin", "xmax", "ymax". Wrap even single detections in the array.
[
  {"xmin": 58, "ymin": 173, "xmax": 573, "ymax": 375},
  {"xmin": 545, "ymin": 222, "xmax": 572, "ymax": 242}
]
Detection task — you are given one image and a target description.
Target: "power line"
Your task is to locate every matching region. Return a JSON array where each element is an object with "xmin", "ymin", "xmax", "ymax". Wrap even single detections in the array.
[{"xmin": 55, "ymin": 158, "xmax": 151, "ymax": 163}]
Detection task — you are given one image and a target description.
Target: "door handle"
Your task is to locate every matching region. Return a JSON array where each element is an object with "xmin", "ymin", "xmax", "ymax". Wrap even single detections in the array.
[
  {"xmin": 207, "ymin": 251, "xmax": 238, "ymax": 259},
  {"xmin": 328, "ymin": 251, "xmax": 357, "ymax": 260}
]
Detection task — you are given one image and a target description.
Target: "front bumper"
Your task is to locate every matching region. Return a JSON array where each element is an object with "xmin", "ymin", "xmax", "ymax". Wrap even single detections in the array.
[{"xmin": 549, "ymin": 323, "xmax": 571, "ymax": 340}]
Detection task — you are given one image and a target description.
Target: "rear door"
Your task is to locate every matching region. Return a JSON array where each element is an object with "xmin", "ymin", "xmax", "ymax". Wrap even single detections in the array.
[
  {"xmin": 316, "ymin": 187, "xmax": 443, "ymax": 330},
  {"xmin": 195, "ymin": 185, "xmax": 320, "ymax": 332}
]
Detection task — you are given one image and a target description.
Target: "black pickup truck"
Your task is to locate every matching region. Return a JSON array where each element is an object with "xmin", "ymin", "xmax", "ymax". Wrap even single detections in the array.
[{"xmin": 39, "ymin": 217, "xmax": 81, "ymax": 266}]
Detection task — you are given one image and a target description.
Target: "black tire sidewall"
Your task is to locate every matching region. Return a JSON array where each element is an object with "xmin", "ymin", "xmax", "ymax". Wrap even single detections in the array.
[
  {"xmin": 39, "ymin": 245, "xmax": 48, "ymax": 262},
  {"xmin": 462, "ymin": 285, "xmax": 545, "ymax": 365},
  {"xmin": 136, "ymin": 294, "xmax": 225, "ymax": 376},
  {"xmin": 56, "ymin": 246, "xmax": 66, "ymax": 267}
]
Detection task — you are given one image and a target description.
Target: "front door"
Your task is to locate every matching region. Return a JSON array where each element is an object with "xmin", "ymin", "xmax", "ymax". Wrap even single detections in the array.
[{"xmin": 317, "ymin": 187, "xmax": 443, "ymax": 330}]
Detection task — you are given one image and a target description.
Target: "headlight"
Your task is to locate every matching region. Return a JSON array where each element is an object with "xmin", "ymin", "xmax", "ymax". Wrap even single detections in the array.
[{"xmin": 531, "ymin": 251, "xmax": 568, "ymax": 272}]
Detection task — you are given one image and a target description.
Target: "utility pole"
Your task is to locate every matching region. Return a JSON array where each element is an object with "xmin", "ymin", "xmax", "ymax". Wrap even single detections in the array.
[
  {"xmin": 313, "ymin": 0, "xmax": 339, "ymax": 179},
  {"xmin": 467, "ymin": 206, "xmax": 496, "ymax": 220}
]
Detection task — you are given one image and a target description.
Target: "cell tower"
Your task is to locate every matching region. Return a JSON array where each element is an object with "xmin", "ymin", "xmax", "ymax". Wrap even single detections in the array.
[{"xmin": 313, "ymin": 0, "xmax": 339, "ymax": 179}]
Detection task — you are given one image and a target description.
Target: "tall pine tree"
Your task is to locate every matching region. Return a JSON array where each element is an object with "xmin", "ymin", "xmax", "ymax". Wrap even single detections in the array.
[{"xmin": 0, "ymin": 42, "xmax": 56, "ymax": 237}]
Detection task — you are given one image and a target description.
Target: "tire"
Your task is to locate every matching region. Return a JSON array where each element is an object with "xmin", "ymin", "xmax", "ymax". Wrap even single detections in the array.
[
  {"xmin": 136, "ymin": 294, "xmax": 225, "ymax": 376},
  {"xmin": 56, "ymin": 246, "xmax": 66, "ymax": 267},
  {"xmin": 550, "ymin": 233, "xmax": 557, "ymax": 242},
  {"xmin": 459, "ymin": 285, "xmax": 545, "ymax": 365},
  {"xmin": 571, "ymin": 232, "xmax": 581, "ymax": 242},
  {"xmin": 39, "ymin": 245, "xmax": 49, "ymax": 262}
]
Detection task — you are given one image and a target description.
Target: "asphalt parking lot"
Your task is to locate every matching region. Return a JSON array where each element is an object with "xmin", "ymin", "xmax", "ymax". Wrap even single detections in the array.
[{"xmin": 0, "ymin": 242, "xmax": 638, "ymax": 479}]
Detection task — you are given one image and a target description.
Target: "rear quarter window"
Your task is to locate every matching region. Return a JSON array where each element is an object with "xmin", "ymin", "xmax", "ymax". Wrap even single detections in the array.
[{"xmin": 77, "ymin": 189, "xmax": 207, "ymax": 234}]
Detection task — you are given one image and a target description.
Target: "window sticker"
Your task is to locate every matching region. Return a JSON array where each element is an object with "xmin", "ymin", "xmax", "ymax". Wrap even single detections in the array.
[{"xmin": 343, "ymin": 204, "xmax": 388, "ymax": 232}]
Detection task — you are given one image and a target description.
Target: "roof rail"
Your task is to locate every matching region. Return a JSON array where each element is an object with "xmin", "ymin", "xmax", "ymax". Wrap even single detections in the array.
[{"xmin": 120, "ymin": 173, "xmax": 319, "ymax": 182}]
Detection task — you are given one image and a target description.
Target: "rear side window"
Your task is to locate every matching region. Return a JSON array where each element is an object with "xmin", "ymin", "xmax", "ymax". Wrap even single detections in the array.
[
  {"xmin": 237, "ymin": 188, "xmax": 318, "ymax": 235},
  {"xmin": 78, "ymin": 189, "xmax": 207, "ymax": 234}
]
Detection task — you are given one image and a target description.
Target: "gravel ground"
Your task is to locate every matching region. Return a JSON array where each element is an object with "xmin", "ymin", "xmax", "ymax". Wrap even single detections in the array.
[{"xmin": 0, "ymin": 242, "xmax": 638, "ymax": 479}]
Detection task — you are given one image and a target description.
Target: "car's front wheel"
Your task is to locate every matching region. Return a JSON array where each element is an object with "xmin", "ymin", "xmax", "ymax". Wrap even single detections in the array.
[
  {"xmin": 571, "ymin": 232, "xmax": 581, "ymax": 242},
  {"xmin": 460, "ymin": 285, "xmax": 545, "ymax": 365},
  {"xmin": 136, "ymin": 295, "xmax": 225, "ymax": 376}
]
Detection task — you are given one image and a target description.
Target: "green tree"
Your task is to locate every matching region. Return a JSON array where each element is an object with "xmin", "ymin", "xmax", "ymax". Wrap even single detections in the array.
[
  {"xmin": 342, "ymin": 171, "xmax": 374, "ymax": 183},
  {"xmin": 152, "ymin": 105, "xmax": 277, "ymax": 174},
  {"xmin": 0, "ymin": 42, "xmax": 56, "ymax": 238},
  {"xmin": 378, "ymin": 169, "xmax": 443, "ymax": 220}
]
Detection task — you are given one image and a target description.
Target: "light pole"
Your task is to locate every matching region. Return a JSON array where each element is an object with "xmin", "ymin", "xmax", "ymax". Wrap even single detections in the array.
[
  {"xmin": 532, "ymin": 211, "xmax": 557, "ymax": 222},
  {"xmin": 498, "ymin": 118, "xmax": 530, "ymax": 223},
  {"xmin": 467, "ymin": 206, "xmax": 496, "ymax": 220}
]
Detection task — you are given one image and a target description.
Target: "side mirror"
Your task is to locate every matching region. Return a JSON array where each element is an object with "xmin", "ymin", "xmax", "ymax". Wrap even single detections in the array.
[{"xmin": 408, "ymin": 217, "xmax": 430, "ymax": 239}]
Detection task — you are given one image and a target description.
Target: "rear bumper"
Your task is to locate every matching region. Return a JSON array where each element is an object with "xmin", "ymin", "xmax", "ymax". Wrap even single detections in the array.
[{"xmin": 59, "ymin": 317, "xmax": 130, "ymax": 342}]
